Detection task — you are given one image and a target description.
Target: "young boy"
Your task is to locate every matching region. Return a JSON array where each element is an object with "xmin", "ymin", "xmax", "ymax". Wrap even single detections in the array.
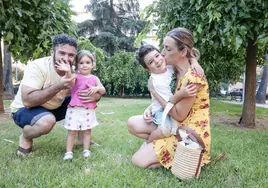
[{"xmin": 136, "ymin": 44, "xmax": 197, "ymax": 145}]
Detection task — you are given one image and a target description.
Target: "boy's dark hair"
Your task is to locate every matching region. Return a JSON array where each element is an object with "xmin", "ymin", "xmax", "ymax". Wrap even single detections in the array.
[
  {"xmin": 52, "ymin": 34, "xmax": 77, "ymax": 51},
  {"xmin": 136, "ymin": 44, "xmax": 160, "ymax": 69}
]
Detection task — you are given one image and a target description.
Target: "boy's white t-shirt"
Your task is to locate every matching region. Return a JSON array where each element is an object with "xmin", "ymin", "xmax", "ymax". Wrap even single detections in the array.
[
  {"xmin": 150, "ymin": 65, "xmax": 174, "ymax": 114},
  {"xmin": 10, "ymin": 56, "xmax": 69, "ymax": 112}
]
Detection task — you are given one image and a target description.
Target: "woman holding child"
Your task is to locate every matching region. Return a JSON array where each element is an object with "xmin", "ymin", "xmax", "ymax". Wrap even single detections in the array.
[{"xmin": 127, "ymin": 27, "xmax": 211, "ymax": 169}]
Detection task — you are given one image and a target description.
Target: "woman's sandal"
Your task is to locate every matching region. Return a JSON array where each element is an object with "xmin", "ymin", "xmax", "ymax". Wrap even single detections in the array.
[{"xmin": 17, "ymin": 146, "xmax": 32, "ymax": 156}]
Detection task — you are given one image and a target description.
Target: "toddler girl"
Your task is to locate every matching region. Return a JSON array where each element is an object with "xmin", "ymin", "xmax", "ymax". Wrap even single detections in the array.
[{"xmin": 58, "ymin": 50, "xmax": 105, "ymax": 160}]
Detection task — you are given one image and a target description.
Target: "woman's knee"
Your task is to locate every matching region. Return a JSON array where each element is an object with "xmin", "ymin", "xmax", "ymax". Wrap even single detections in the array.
[
  {"xmin": 132, "ymin": 150, "xmax": 153, "ymax": 168},
  {"xmin": 132, "ymin": 153, "xmax": 147, "ymax": 168},
  {"xmin": 127, "ymin": 116, "xmax": 136, "ymax": 133}
]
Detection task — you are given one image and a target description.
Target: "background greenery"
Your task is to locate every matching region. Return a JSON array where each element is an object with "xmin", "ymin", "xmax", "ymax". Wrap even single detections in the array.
[{"xmin": 1, "ymin": 98, "xmax": 267, "ymax": 187}]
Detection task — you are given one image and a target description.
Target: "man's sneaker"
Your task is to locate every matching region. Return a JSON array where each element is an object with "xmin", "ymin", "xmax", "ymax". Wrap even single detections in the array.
[
  {"xmin": 63, "ymin": 152, "xmax": 73, "ymax": 160},
  {"xmin": 83, "ymin": 150, "xmax": 91, "ymax": 158}
]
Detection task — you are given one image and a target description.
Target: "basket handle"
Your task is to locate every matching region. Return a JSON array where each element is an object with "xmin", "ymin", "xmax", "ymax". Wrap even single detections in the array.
[
  {"xmin": 162, "ymin": 102, "xmax": 206, "ymax": 151},
  {"xmin": 177, "ymin": 126, "xmax": 206, "ymax": 151}
]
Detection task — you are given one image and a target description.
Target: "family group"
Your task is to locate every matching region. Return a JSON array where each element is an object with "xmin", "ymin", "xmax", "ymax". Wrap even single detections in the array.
[{"xmin": 10, "ymin": 27, "xmax": 211, "ymax": 177}]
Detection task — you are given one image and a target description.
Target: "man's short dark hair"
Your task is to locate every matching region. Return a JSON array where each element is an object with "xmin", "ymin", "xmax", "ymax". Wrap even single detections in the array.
[
  {"xmin": 136, "ymin": 44, "xmax": 160, "ymax": 69},
  {"xmin": 52, "ymin": 34, "xmax": 77, "ymax": 51}
]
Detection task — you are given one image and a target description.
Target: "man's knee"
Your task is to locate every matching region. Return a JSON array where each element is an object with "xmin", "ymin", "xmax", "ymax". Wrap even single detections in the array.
[{"xmin": 37, "ymin": 115, "xmax": 56, "ymax": 135}]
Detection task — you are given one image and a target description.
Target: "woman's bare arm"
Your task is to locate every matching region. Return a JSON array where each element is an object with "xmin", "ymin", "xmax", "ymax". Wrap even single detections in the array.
[{"xmin": 150, "ymin": 84, "xmax": 200, "ymax": 122}]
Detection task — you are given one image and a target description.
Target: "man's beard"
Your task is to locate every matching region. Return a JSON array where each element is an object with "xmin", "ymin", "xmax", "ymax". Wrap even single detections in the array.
[
  {"xmin": 53, "ymin": 52, "xmax": 69, "ymax": 65},
  {"xmin": 53, "ymin": 52, "xmax": 56, "ymax": 65}
]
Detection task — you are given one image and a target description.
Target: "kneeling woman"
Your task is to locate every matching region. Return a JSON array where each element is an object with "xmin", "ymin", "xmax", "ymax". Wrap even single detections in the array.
[{"xmin": 127, "ymin": 27, "xmax": 211, "ymax": 169}]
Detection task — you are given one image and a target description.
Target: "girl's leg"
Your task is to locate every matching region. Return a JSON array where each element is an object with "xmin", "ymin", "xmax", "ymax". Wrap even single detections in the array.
[
  {"xmin": 66, "ymin": 130, "xmax": 78, "ymax": 152},
  {"xmin": 76, "ymin": 131, "xmax": 84, "ymax": 145},
  {"xmin": 132, "ymin": 142, "xmax": 161, "ymax": 168},
  {"xmin": 83, "ymin": 129, "xmax": 92, "ymax": 150},
  {"xmin": 127, "ymin": 115, "xmax": 157, "ymax": 139}
]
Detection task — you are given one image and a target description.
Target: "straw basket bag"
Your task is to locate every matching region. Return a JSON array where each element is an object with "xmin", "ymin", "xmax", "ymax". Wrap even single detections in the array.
[
  {"xmin": 161, "ymin": 102, "xmax": 206, "ymax": 180},
  {"xmin": 171, "ymin": 126, "xmax": 206, "ymax": 180}
]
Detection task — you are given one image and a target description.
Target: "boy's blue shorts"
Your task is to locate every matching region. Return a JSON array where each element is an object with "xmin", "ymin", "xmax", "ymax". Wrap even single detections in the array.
[
  {"xmin": 12, "ymin": 96, "xmax": 71, "ymax": 128},
  {"xmin": 152, "ymin": 109, "xmax": 172, "ymax": 127}
]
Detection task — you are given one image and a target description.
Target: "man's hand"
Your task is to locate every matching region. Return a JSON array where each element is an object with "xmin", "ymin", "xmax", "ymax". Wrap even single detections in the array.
[
  {"xmin": 78, "ymin": 91, "xmax": 101, "ymax": 103},
  {"xmin": 86, "ymin": 82, "xmax": 101, "ymax": 95},
  {"xmin": 55, "ymin": 59, "xmax": 71, "ymax": 73},
  {"xmin": 59, "ymin": 74, "xmax": 76, "ymax": 90}
]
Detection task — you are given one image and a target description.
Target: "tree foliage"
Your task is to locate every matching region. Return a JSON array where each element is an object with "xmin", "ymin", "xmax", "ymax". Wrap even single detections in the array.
[
  {"xmin": 146, "ymin": 0, "xmax": 268, "ymax": 127},
  {"xmin": 77, "ymin": 39, "xmax": 148, "ymax": 96},
  {"xmin": 105, "ymin": 52, "xmax": 149, "ymax": 96},
  {"xmin": 77, "ymin": 0, "xmax": 146, "ymax": 56},
  {"xmin": 0, "ymin": 0, "xmax": 75, "ymax": 113},
  {"xmin": 0, "ymin": 0, "xmax": 76, "ymax": 63}
]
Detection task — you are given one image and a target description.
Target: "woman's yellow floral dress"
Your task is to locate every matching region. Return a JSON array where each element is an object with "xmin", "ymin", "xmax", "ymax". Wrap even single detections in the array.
[{"xmin": 154, "ymin": 68, "xmax": 211, "ymax": 168}]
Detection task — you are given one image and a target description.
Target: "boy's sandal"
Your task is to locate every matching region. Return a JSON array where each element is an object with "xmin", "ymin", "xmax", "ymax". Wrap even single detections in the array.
[{"xmin": 17, "ymin": 146, "xmax": 32, "ymax": 156}]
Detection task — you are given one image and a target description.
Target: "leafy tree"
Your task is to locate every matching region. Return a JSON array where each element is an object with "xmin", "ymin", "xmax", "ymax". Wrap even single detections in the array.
[
  {"xmin": 146, "ymin": 0, "xmax": 268, "ymax": 127},
  {"xmin": 105, "ymin": 52, "xmax": 149, "ymax": 96},
  {"xmin": 0, "ymin": 0, "xmax": 75, "ymax": 113},
  {"xmin": 77, "ymin": 0, "xmax": 146, "ymax": 56}
]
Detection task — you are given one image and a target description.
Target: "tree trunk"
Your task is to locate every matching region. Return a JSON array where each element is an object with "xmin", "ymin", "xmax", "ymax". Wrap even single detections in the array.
[
  {"xmin": 0, "ymin": 37, "xmax": 5, "ymax": 113},
  {"xmin": 120, "ymin": 86, "xmax": 124, "ymax": 98},
  {"xmin": 3, "ymin": 43, "xmax": 14, "ymax": 99},
  {"xmin": 256, "ymin": 65, "xmax": 268, "ymax": 104},
  {"xmin": 240, "ymin": 36, "xmax": 257, "ymax": 127}
]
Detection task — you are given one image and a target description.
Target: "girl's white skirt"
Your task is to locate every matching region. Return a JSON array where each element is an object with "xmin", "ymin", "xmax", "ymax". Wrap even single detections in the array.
[{"xmin": 63, "ymin": 106, "xmax": 99, "ymax": 130}]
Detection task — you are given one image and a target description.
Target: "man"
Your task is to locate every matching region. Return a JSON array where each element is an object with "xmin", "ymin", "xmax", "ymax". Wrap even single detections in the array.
[{"xmin": 10, "ymin": 34, "xmax": 100, "ymax": 155}]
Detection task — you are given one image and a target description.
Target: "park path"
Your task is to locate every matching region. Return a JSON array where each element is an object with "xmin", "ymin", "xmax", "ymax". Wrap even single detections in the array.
[{"xmin": 222, "ymin": 100, "xmax": 268, "ymax": 108}]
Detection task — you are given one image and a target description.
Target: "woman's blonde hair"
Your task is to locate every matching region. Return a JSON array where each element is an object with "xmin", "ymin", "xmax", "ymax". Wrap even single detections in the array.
[
  {"xmin": 74, "ymin": 50, "xmax": 96, "ymax": 71},
  {"xmin": 166, "ymin": 27, "xmax": 200, "ymax": 60}
]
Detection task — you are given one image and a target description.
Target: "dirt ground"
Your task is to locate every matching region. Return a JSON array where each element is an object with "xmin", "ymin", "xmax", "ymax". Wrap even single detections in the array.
[
  {"xmin": 1, "ymin": 104, "xmax": 268, "ymax": 130},
  {"xmin": 211, "ymin": 115, "xmax": 268, "ymax": 130},
  {"xmin": 0, "ymin": 104, "xmax": 12, "ymax": 122}
]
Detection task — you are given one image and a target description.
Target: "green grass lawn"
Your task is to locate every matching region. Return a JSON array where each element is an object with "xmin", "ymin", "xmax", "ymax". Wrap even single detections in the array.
[{"xmin": 0, "ymin": 98, "xmax": 267, "ymax": 187}]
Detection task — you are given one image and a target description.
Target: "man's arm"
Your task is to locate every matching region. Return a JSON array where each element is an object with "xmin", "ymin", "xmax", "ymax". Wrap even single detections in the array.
[
  {"xmin": 21, "ymin": 75, "xmax": 75, "ymax": 109},
  {"xmin": 78, "ymin": 77, "xmax": 106, "ymax": 103}
]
